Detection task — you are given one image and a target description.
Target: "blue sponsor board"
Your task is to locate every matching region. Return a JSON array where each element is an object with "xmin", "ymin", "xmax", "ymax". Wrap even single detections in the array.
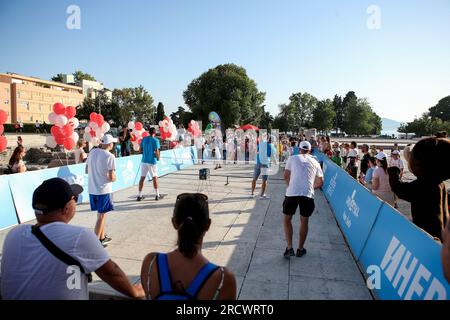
[
  {"xmin": 321, "ymin": 157, "xmax": 383, "ymax": 259},
  {"xmin": 359, "ymin": 203, "xmax": 450, "ymax": 300},
  {"xmin": 113, "ymin": 155, "xmax": 142, "ymax": 191},
  {"xmin": 0, "ymin": 176, "xmax": 19, "ymax": 230}
]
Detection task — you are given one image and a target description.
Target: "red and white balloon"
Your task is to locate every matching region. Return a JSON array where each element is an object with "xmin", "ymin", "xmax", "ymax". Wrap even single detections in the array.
[
  {"xmin": 128, "ymin": 121, "xmax": 148, "ymax": 151},
  {"xmin": 82, "ymin": 112, "xmax": 110, "ymax": 147},
  {"xmin": 47, "ymin": 103, "xmax": 80, "ymax": 150},
  {"xmin": 159, "ymin": 117, "xmax": 176, "ymax": 141}
]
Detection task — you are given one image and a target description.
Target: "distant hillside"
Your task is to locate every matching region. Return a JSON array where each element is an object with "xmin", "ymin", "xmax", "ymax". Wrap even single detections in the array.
[{"xmin": 381, "ymin": 117, "xmax": 402, "ymax": 134}]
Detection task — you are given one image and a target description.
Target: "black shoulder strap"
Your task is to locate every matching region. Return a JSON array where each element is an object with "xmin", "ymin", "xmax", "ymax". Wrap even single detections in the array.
[{"xmin": 31, "ymin": 225, "xmax": 91, "ymax": 280}]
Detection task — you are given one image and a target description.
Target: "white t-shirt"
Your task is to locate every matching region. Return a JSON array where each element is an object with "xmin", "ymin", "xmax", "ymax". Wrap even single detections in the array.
[
  {"xmin": 285, "ymin": 154, "xmax": 324, "ymax": 198},
  {"xmin": 0, "ymin": 222, "xmax": 110, "ymax": 300},
  {"xmin": 87, "ymin": 148, "xmax": 116, "ymax": 195},
  {"xmin": 389, "ymin": 158, "xmax": 404, "ymax": 170}
]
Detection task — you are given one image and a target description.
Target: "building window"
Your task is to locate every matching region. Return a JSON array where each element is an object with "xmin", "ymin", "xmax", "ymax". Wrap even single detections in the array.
[
  {"xmin": 20, "ymin": 101, "xmax": 29, "ymax": 110},
  {"xmin": 4, "ymin": 100, "xmax": 9, "ymax": 104}
]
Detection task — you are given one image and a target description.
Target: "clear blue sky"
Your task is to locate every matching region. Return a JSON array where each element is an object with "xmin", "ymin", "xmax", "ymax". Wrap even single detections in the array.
[{"xmin": 1, "ymin": 0, "xmax": 449, "ymax": 122}]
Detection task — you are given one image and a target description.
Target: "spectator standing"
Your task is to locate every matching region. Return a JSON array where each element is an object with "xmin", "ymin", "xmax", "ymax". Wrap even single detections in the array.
[
  {"xmin": 86, "ymin": 134, "xmax": 117, "ymax": 246},
  {"xmin": 372, "ymin": 152, "xmax": 395, "ymax": 205},
  {"xmin": 74, "ymin": 140, "xmax": 88, "ymax": 164},
  {"xmin": 35, "ymin": 120, "xmax": 41, "ymax": 134}
]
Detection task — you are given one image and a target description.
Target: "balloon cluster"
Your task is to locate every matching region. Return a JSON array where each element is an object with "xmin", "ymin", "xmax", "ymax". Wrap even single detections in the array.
[
  {"xmin": 46, "ymin": 103, "xmax": 80, "ymax": 150},
  {"xmin": 127, "ymin": 121, "xmax": 149, "ymax": 151},
  {"xmin": 83, "ymin": 112, "xmax": 111, "ymax": 147},
  {"xmin": 187, "ymin": 120, "xmax": 201, "ymax": 138},
  {"xmin": 0, "ymin": 109, "xmax": 8, "ymax": 152},
  {"xmin": 158, "ymin": 117, "xmax": 177, "ymax": 141}
]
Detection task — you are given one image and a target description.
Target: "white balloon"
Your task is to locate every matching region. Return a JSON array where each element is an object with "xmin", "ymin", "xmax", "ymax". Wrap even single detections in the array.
[
  {"xmin": 95, "ymin": 128, "xmax": 103, "ymax": 138},
  {"xmin": 158, "ymin": 121, "xmax": 163, "ymax": 127},
  {"xmin": 71, "ymin": 132, "xmax": 79, "ymax": 143},
  {"xmin": 69, "ymin": 117, "xmax": 79, "ymax": 129},
  {"xmin": 89, "ymin": 121, "xmax": 98, "ymax": 130},
  {"xmin": 128, "ymin": 121, "xmax": 135, "ymax": 130},
  {"xmin": 133, "ymin": 142, "xmax": 140, "ymax": 151},
  {"xmin": 48, "ymin": 112, "xmax": 58, "ymax": 124},
  {"xmin": 46, "ymin": 135, "xmax": 57, "ymax": 148},
  {"xmin": 91, "ymin": 137, "xmax": 100, "ymax": 147},
  {"xmin": 102, "ymin": 122, "xmax": 110, "ymax": 133},
  {"xmin": 54, "ymin": 115, "xmax": 68, "ymax": 127}
]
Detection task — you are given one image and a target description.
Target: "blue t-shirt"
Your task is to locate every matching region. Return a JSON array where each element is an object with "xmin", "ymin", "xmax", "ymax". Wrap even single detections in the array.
[
  {"xmin": 257, "ymin": 142, "xmax": 275, "ymax": 165},
  {"xmin": 141, "ymin": 136, "xmax": 160, "ymax": 165},
  {"xmin": 365, "ymin": 167, "xmax": 374, "ymax": 184}
]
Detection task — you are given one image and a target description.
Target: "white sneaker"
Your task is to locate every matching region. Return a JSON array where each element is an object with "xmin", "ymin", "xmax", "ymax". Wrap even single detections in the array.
[
  {"xmin": 259, "ymin": 194, "xmax": 270, "ymax": 200},
  {"xmin": 250, "ymin": 193, "xmax": 256, "ymax": 198}
]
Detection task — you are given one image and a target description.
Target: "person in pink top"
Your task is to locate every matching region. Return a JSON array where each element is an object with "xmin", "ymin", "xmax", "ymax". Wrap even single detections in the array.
[{"xmin": 372, "ymin": 152, "xmax": 395, "ymax": 206}]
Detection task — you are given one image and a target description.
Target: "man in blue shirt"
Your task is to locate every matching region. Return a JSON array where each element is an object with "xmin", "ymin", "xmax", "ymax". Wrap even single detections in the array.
[
  {"xmin": 137, "ymin": 127, "xmax": 161, "ymax": 201},
  {"xmin": 251, "ymin": 136, "xmax": 277, "ymax": 199}
]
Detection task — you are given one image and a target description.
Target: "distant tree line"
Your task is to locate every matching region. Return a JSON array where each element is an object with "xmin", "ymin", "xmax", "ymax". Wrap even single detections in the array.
[{"xmin": 398, "ymin": 96, "xmax": 450, "ymax": 137}]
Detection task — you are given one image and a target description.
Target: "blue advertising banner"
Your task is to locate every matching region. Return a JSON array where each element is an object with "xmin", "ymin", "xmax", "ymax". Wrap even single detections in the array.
[
  {"xmin": 0, "ymin": 175, "xmax": 19, "ymax": 230},
  {"xmin": 321, "ymin": 157, "xmax": 383, "ymax": 259},
  {"xmin": 5, "ymin": 146, "xmax": 197, "ymax": 224},
  {"xmin": 359, "ymin": 203, "xmax": 450, "ymax": 300}
]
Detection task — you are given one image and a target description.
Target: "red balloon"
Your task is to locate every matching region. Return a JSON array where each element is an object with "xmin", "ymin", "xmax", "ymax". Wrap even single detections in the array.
[
  {"xmin": 0, "ymin": 110, "xmax": 7, "ymax": 124},
  {"xmin": 55, "ymin": 135, "xmax": 65, "ymax": 145},
  {"xmin": 0, "ymin": 124, "xmax": 4, "ymax": 135},
  {"xmin": 137, "ymin": 139, "xmax": 142, "ymax": 145},
  {"xmin": 53, "ymin": 103, "xmax": 66, "ymax": 115},
  {"xmin": 65, "ymin": 106, "xmax": 76, "ymax": 119},
  {"xmin": 135, "ymin": 122, "xmax": 143, "ymax": 131},
  {"xmin": 63, "ymin": 138, "xmax": 75, "ymax": 150},
  {"xmin": 142, "ymin": 131, "xmax": 149, "ymax": 138},
  {"xmin": 130, "ymin": 134, "xmax": 137, "ymax": 142},
  {"xmin": 0, "ymin": 136, "xmax": 7, "ymax": 152},
  {"xmin": 51, "ymin": 125, "xmax": 63, "ymax": 138},
  {"xmin": 62, "ymin": 124, "xmax": 74, "ymax": 137},
  {"xmin": 90, "ymin": 112, "xmax": 98, "ymax": 122},
  {"xmin": 96, "ymin": 114, "xmax": 104, "ymax": 127}
]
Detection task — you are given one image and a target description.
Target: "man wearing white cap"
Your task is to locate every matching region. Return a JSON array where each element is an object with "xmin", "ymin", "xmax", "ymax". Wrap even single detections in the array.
[
  {"xmin": 389, "ymin": 149, "xmax": 404, "ymax": 178},
  {"xmin": 86, "ymin": 134, "xmax": 117, "ymax": 246},
  {"xmin": 283, "ymin": 140, "xmax": 323, "ymax": 258}
]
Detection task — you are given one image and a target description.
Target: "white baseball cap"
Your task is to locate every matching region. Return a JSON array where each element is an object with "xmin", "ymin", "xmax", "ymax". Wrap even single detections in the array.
[
  {"xmin": 348, "ymin": 149, "xmax": 358, "ymax": 158},
  {"xmin": 376, "ymin": 152, "xmax": 387, "ymax": 160},
  {"xmin": 392, "ymin": 150, "xmax": 400, "ymax": 155},
  {"xmin": 299, "ymin": 141, "xmax": 311, "ymax": 150},
  {"xmin": 101, "ymin": 134, "xmax": 118, "ymax": 144}
]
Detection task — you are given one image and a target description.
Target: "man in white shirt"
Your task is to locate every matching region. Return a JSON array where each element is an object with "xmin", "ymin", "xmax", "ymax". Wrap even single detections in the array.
[
  {"xmin": 0, "ymin": 178, "xmax": 144, "ymax": 300},
  {"xmin": 86, "ymin": 134, "xmax": 117, "ymax": 246},
  {"xmin": 283, "ymin": 141, "xmax": 323, "ymax": 258}
]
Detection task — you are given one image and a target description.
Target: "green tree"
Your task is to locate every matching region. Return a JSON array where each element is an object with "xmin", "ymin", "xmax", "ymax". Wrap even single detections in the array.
[
  {"xmin": 288, "ymin": 92, "xmax": 317, "ymax": 131},
  {"xmin": 51, "ymin": 73, "xmax": 65, "ymax": 83},
  {"xmin": 341, "ymin": 91, "xmax": 357, "ymax": 133},
  {"xmin": 272, "ymin": 115, "xmax": 289, "ymax": 132},
  {"xmin": 156, "ymin": 102, "xmax": 166, "ymax": 122},
  {"xmin": 345, "ymin": 98, "xmax": 378, "ymax": 136},
  {"xmin": 429, "ymin": 95, "xmax": 450, "ymax": 122},
  {"xmin": 183, "ymin": 64, "xmax": 266, "ymax": 129},
  {"xmin": 73, "ymin": 70, "xmax": 96, "ymax": 85},
  {"xmin": 312, "ymin": 99, "xmax": 336, "ymax": 134},
  {"xmin": 332, "ymin": 94, "xmax": 343, "ymax": 134},
  {"xmin": 78, "ymin": 86, "xmax": 155, "ymax": 126},
  {"xmin": 259, "ymin": 106, "xmax": 274, "ymax": 130}
]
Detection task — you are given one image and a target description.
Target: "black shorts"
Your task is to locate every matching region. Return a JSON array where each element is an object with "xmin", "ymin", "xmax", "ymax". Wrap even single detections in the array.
[{"xmin": 283, "ymin": 196, "xmax": 315, "ymax": 217}]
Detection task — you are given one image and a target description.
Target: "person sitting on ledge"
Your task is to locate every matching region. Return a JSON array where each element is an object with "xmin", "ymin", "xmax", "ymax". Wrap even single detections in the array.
[
  {"xmin": 0, "ymin": 178, "xmax": 144, "ymax": 300},
  {"xmin": 140, "ymin": 193, "xmax": 236, "ymax": 300},
  {"xmin": 8, "ymin": 145, "xmax": 27, "ymax": 174}
]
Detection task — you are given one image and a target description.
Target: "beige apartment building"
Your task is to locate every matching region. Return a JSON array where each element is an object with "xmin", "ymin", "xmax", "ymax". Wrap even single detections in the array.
[{"xmin": 0, "ymin": 73, "xmax": 84, "ymax": 124}]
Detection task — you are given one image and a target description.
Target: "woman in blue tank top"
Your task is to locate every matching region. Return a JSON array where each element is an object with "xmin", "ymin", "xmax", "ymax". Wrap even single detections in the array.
[{"xmin": 140, "ymin": 193, "xmax": 237, "ymax": 300}]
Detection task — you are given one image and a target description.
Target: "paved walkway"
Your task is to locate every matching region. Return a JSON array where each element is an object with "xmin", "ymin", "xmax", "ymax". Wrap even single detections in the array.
[{"xmin": 0, "ymin": 163, "xmax": 372, "ymax": 300}]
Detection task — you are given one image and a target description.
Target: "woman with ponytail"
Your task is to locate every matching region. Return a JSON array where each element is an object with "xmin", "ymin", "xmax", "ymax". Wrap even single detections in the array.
[
  {"xmin": 140, "ymin": 193, "xmax": 236, "ymax": 300},
  {"xmin": 372, "ymin": 152, "xmax": 395, "ymax": 205}
]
